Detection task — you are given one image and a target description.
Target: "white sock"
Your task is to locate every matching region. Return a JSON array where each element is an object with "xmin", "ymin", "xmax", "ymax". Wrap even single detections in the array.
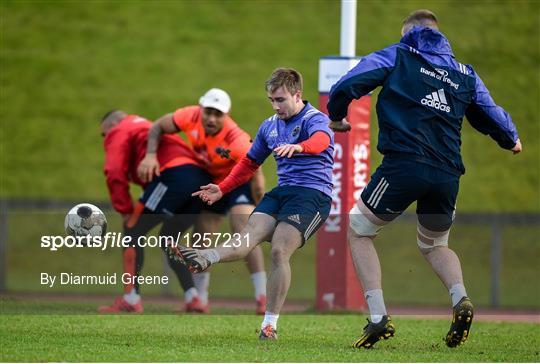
[
  {"xmin": 365, "ymin": 289, "xmax": 387, "ymax": 323},
  {"xmin": 123, "ymin": 288, "xmax": 141, "ymax": 305},
  {"xmin": 251, "ymin": 271, "xmax": 267, "ymax": 298},
  {"xmin": 449, "ymin": 283, "xmax": 467, "ymax": 307},
  {"xmin": 184, "ymin": 287, "xmax": 198, "ymax": 303},
  {"xmin": 193, "ymin": 272, "xmax": 210, "ymax": 305},
  {"xmin": 261, "ymin": 311, "xmax": 279, "ymax": 330},
  {"xmin": 200, "ymin": 249, "xmax": 220, "ymax": 264}
]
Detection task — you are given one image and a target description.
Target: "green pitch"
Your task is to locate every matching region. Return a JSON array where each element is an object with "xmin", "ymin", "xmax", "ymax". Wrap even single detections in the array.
[{"xmin": 1, "ymin": 301, "xmax": 539, "ymax": 362}]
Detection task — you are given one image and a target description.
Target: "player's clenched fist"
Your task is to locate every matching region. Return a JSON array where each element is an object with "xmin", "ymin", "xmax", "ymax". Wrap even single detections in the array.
[
  {"xmin": 511, "ymin": 138, "xmax": 522, "ymax": 155},
  {"xmin": 329, "ymin": 119, "xmax": 351, "ymax": 133},
  {"xmin": 192, "ymin": 183, "xmax": 223, "ymax": 205},
  {"xmin": 137, "ymin": 153, "xmax": 160, "ymax": 183},
  {"xmin": 273, "ymin": 144, "xmax": 303, "ymax": 158}
]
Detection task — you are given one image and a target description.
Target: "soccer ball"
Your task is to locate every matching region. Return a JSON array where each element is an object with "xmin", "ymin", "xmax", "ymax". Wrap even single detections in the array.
[{"xmin": 64, "ymin": 203, "xmax": 107, "ymax": 237}]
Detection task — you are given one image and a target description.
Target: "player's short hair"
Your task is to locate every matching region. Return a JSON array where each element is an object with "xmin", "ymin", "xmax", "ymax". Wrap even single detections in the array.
[
  {"xmin": 402, "ymin": 9, "xmax": 439, "ymax": 35},
  {"xmin": 101, "ymin": 109, "xmax": 125, "ymax": 124},
  {"xmin": 101, "ymin": 110, "xmax": 119, "ymax": 123},
  {"xmin": 265, "ymin": 68, "xmax": 303, "ymax": 95}
]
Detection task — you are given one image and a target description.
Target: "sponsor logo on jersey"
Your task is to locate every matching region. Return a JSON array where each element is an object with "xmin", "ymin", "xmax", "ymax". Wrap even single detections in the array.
[
  {"xmin": 421, "ymin": 89, "xmax": 451, "ymax": 113},
  {"xmin": 420, "ymin": 67, "xmax": 460, "ymax": 90}
]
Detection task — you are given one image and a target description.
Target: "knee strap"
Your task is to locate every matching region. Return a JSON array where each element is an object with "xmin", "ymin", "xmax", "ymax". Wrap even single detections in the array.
[
  {"xmin": 349, "ymin": 202, "xmax": 386, "ymax": 237},
  {"xmin": 417, "ymin": 223, "xmax": 450, "ymax": 252}
]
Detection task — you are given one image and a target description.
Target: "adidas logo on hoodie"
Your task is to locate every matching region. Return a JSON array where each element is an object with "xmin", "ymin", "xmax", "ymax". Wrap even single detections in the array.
[{"xmin": 421, "ymin": 89, "xmax": 451, "ymax": 113}]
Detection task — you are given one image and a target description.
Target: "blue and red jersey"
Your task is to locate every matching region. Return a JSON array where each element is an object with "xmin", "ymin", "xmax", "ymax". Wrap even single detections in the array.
[{"xmin": 248, "ymin": 102, "xmax": 334, "ymax": 197}]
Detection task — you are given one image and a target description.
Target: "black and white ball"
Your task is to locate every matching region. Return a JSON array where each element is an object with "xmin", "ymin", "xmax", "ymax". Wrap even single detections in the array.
[{"xmin": 64, "ymin": 203, "xmax": 107, "ymax": 237}]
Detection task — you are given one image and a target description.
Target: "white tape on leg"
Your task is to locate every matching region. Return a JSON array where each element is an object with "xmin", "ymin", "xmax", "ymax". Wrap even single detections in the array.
[
  {"xmin": 349, "ymin": 203, "xmax": 384, "ymax": 237},
  {"xmin": 417, "ymin": 223, "xmax": 450, "ymax": 253}
]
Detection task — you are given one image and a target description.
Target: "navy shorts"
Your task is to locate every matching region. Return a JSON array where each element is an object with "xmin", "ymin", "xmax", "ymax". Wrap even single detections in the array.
[
  {"xmin": 205, "ymin": 182, "xmax": 255, "ymax": 215},
  {"xmin": 360, "ymin": 156, "xmax": 460, "ymax": 231},
  {"xmin": 253, "ymin": 185, "xmax": 331, "ymax": 244},
  {"xmin": 140, "ymin": 164, "xmax": 209, "ymax": 216}
]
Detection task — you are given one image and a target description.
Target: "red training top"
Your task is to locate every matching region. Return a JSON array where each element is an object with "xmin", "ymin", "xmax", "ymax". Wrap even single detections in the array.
[{"xmin": 103, "ymin": 115, "xmax": 202, "ymax": 214}]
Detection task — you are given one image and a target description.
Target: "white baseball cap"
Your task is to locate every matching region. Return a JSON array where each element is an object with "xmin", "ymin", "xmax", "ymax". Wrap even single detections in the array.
[{"xmin": 199, "ymin": 88, "xmax": 231, "ymax": 114}]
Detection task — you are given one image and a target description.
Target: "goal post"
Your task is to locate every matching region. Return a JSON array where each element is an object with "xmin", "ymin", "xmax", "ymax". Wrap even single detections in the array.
[{"xmin": 316, "ymin": 0, "xmax": 371, "ymax": 311}]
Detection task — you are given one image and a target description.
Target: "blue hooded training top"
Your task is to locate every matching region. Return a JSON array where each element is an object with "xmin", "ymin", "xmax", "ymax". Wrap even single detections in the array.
[{"xmin": 327, "ymin": 26, "xmax": 519, "ymax": 175}]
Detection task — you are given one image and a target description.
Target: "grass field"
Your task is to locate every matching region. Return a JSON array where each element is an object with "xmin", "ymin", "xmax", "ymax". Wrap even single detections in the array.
[
  {"xmin": 5, "ymin": 210, "xmax": 540, "ymax": 308},
  {"xmin": 2, "ymin": 2, "xmax": 539, "ymax": 362},
  {"xmin": 1, "ymin": 300, "xmax": 539, "ymax": 362},
  {"xmin": 4, "ymin": 209, "xmax": 540, "ymax": 308},
  {"xmin": 1, "ymin": 0, "xmax": 539, "ymax": 212}
]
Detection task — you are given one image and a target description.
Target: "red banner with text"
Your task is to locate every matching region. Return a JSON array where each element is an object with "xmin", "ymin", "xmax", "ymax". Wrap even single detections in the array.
[{"xmin": 316, "ymin": 93, "xmax": 371, "ymax": 311}]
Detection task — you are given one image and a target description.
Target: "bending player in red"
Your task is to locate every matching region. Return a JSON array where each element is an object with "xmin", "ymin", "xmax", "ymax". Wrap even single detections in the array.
[{"xmin": 100, "ymin": 110, "xmax": 208, "ymax": 313}]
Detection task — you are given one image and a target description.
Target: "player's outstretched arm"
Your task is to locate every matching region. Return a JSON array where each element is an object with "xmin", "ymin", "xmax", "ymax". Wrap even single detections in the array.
[
  {"xmin": 137, "ymin": 113, "xmax": 178, "ymax": 183},
  {"xmin": 273, "ymin": 131, "xmax": 331, "ymax": 158},
  {"xmin": 137, "ymin": 152, "xmax": 160, "ymax": 183},
  {"xmin": 192, "ymin": 184, "xmax": 223, "ymax": 205},
  {"xmin": 465, "ymin": 72, "xmax": 520, "ymax": 152},
  {"xmin": 103, "ymin": 131, "xmax": 137, "ymax": 215},
  {"xmin": 250, "ymin": 168, "xmax": 266, "ymax": 204},
  {"xmin": 327, "ymin": 48, "xmax": 394, "ymax": 123},
  {"xmin": 193, "ymin": 155, "xmax": 261, "ymax": 205}
]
